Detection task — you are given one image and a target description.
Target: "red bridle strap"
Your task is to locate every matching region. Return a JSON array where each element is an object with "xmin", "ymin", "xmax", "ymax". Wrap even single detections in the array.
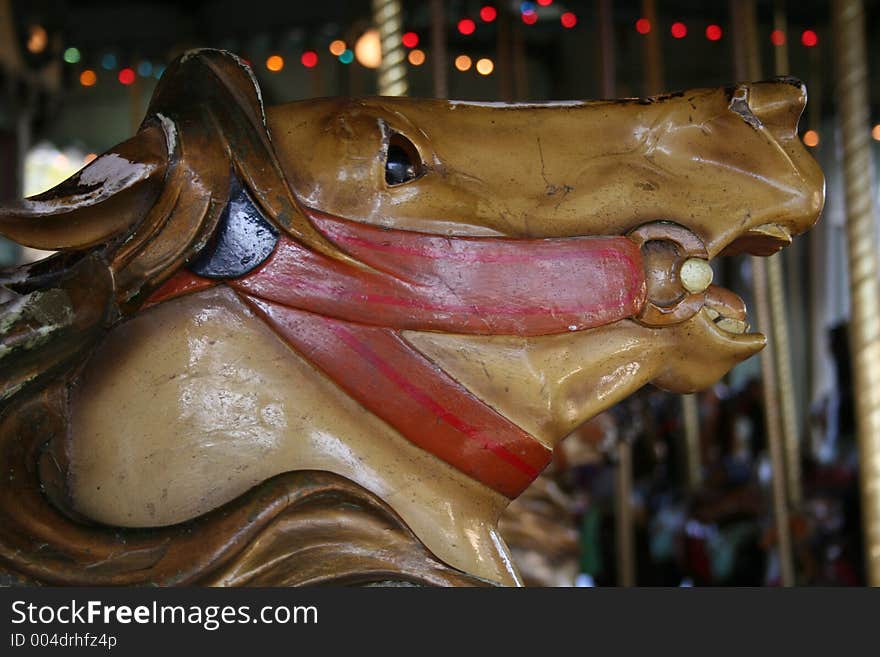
[{"xmin": 146, "ymin": 214, "xmax": 646, "ymax": 497}]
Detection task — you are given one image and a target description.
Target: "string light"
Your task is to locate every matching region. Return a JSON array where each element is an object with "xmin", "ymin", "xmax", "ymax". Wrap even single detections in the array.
[
  {"xmin": 266, "ymin": 55, "xmax": 284, "ymax": 72},
  {"xmin": 458, "ymin": 18, "xmax": 476, "ymax": 35},
  {"xmin": 27, "ymin": 25, "xmax": 48, "ymax": 54},
  {"xmin": 339, "ymin": 49, "xmax": 354, "ymax": 64},
  {"xmin": 137, "ymin": 61, "xmax": 153, "ymax": 77},
  {"xmin": 537, "ymin": 0, "xmax": 553, "ymax": 5},
  {"xmin": 480, "ymin": 6, "xmax": 497, "ymax": 22},
  {"xmin": 408, "ymin": 49, "xmax": 426, "ymax": 66},
  {"xmin": 801, "ymin": 29, "xmax": 818, "ymax": 47},
  {"xmin": 153, "ymin": 65, "xmax": 165, "ymax": 80},
  {"xmin": 706, "ymin": 24, "xmax": 722, "ymax": 41},
  {"xmin": 522, "ymin": 10, "xmax": 538, "ymax": 25},
  {"xmin": 63, "ymin": 47, "xmax": 81, "ymax": 64},
  {"xmin": 355, "ymin": 29, "xmax": 382, "ymax": 68},
  {"xmin": 329, "ymin": 40, "xmax": 346, "ymax": 56},
  {"xmin": 476, "ymin": 58, "xmax": 494, "ymax": 75},
  {"xmin": 872, "ymin": 124, "xmax": 880, "ymax": 141},
  {"xmin": 802, "ymin": 130, "xmax": 819, "ymax": 147},
  {"xmin": 117, "ymin": 68, "xmax": 135, "ymax": 85},
  {"xmin": 560, "ymin": 12, "xmax": 577, "ymax": 28},
  {"xmin": 771, "ymin": 29, "xmax": 786, "ymax": 46},
  {"xmin": 301, "ymin": 51, "xmax": 318, "ymax": 68},
  {"xmin": 454, "ymin": 55, "xmax": 472, "ymax": 71},
  {"xmin": 101, "ymin": 53, "xmax": 117, "ymax": 70},
  {"xmin": 84, "ymin": 153, "xmax": 97, "ymax": 164},
  {"xmin": 520, "ymin": 1, "xmax": 536, "ymax": 12},
  {"xmin": 79, "ymin": 69, "xmax": 97, "ymax": 87},
  {"xmin": 671, "ymin": 22, "xmax": 687, "ymax": 39},
  {"xmin": 402, "ymin": 32, "xmax": 419, "ymax": 48},
  {"xmin": 635, "ymin": 18, "xmax": 651, "ymax": 34}
]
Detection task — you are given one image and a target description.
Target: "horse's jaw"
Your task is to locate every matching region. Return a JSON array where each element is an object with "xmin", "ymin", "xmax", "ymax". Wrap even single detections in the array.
[
  {"xmin": 66, "ymin": 286, "xmax": 522, "ymax": 586},
  {"xmin": 63, "ymin": 287, "xmax": 765, "ymax": 587},
  {"xmin": 404, "ymin": 310, "xmax": 765, "ymax": 449}
]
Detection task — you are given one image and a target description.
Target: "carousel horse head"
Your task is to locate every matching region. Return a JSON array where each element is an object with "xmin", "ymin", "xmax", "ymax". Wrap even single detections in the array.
[{"xmin": 0, "ymin": 50, "xmax": 823, "ymax": 586}]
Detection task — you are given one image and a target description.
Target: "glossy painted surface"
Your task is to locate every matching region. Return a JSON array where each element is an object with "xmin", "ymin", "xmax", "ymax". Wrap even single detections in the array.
[
  {"xmin": 224, "ymin": 213, "xmax": 644, "ymax": 336},
  {"xmin": 189, "ymin": 179, "xmax": 279, "ymax": 279},
  {"xmin": 0, "ymin": 50, "xmax": 825, "ymax": 587},
  {"xmin": 405, "ymin": 306, "xmax": 765, "ymax": 447},
  {"xmin": 147, "ymin": 206, "xmax": 645, "ymax": 497},
  {"xmin": 242, "ymin": 295, "xmax": 550, "ymax": 498},
  {"xmin": 69, "ymin": 287, "xmax": 520, "ymax": 585},
  {"xmin": 267, "ymin": 82, "xmax": 823, "ymax": 259}
]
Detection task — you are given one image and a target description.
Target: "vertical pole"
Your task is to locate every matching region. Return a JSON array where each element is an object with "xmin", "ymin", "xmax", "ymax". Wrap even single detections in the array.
[
  {"xmin": 596, "ymin": 0, "xmax": 634, "ymax": 587},
  {"xmin": 615, "ymin": 441, "xmax": 636, "ymax": 586},
  {"xmin": 831, "ymin": 0, "xmax": 880, "ymax": 586},
  {"xmin": 769, "ymin": 0, "xmax": 803, "ymax": 508},
  {"xmin": 772, "ymin": 1, "xmax": 789, "ymax": 77},
  {"xmin": 640, "ymin": 0, "xmax": 663, "ymax": 96},
  {"xmin": 596, "ymin": 0, "xmax": 615, "ymax": 98},
  {"xmin": 497, "ymin": 4, "xmax": 514, "ymax": 102},
  {"xmin": 730, "ymin": 0, "xmax": 795, "ymax": 586},
  {"xmin": 682, "ymin": 394, "xmax": 702, "ymax": 490},
  {"xmin": 511, "ymin": 14, "xmax": 528, "ymax": 100},
  {"xmin": 372, "ymin": 0, "xmax": 408, "ymax": 96},
  {"xmin": 430, "ymin": 0, "xmax": 448, "ymax": 98},
  {"xmin": 310, "ymin": 61, "xmax": 325, "ymax": 99},
  {"xmin": 639, "ymin": 0, "xmax": 701, "ymax": 489},
  {"xmin": 806, "ymin": 37, "xmax": 824, "ymax": 461},
  {"xmin": 129, "ymin": 74, "xmax": 142, "ymax": 135}
]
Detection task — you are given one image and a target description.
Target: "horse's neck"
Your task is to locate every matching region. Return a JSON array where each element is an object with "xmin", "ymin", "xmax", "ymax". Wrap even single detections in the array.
[{"xmin": 67, "ymin": 286, "xmax": 520, "ymax": 585}]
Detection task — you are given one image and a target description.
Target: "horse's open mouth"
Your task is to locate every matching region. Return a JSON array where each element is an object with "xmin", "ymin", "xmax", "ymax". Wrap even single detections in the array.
[
  {"xmin": 704, "ymin": 284, "xmax": 750, "ymax": 335},
  {"xmin": 632, "ymin": 220, "xmax": 792, "ymax": 342}
]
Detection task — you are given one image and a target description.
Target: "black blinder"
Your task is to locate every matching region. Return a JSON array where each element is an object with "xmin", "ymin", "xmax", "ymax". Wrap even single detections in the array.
[{"xmin": 188, "ymin": 179, "xmax": 279, "ymax": 279}]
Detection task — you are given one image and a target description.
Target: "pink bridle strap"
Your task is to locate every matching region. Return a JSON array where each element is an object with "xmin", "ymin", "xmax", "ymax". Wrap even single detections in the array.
[
  {"xmin": 239, "ymin": 296, "xmax": 550, "ymax": 497},
  {"xmin": 231, "ymin": 209, "xmax": 646, "ymax": 336},
  {"xmin": 146, "ymin": 213, "xmax": 646, "ymax": 498}
]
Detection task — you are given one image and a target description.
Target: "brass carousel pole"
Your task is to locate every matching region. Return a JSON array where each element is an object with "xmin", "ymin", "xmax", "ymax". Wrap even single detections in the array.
[
  {"xmin": 636, "ymin": 0, "xmax": 702, "ymax": 490},
  {"xmin": 596, "ymin": 0, "xmax": 635, "ymax": 587},
  {"xmin": 769, "ymin": 0, "xmax": 803, "ymax": 508},
  {"xmin": 615, "ymin": 439, "xmax": 636, "ymax": 586},
  {"xmin": 511, "ymin": 11, "xmax": 528, "ymax": 100},
  {"xmin": 497, "ymin": 4, "xmax": 514, "ymax": 102},
  {"xmin": 372, "ymin": 0, "xmax": 408, "ymax": 96},
  {"xmin": 596, "ymin": 0, "xmax": 615, "ymax": 99},
  {"xmin": 638, "ymin": 0, "xmax": 702, "ymax": 491},
  {"xmin": 640, "ymin": 0, "xmax": 663, "ymax": 97},
  {"xmin": 682, "ymin": 395, "xmax": 702, "ymax": 490},
  {"xmin": 831, "ymin": 0, "xmax": 880, "ymax": 586},
  {"xmin": 430, "ymin": 0, "xmax": 448, "ymax": 98},
  {"xmin": 730, "ymin": 0, "xmax": 796, "ymax": 586}
]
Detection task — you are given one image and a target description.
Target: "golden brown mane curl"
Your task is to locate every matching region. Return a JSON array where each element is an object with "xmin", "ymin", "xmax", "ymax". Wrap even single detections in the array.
[{"xmin": 0, "ymin": 49, "xmax": 356, "ymax": 407}]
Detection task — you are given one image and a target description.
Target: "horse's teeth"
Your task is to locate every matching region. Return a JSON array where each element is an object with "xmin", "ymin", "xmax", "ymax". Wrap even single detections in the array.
[
  {"xmin": 680, "ymin": 258, "xmax": 714, "ymax": 294},
  {"xmin": 705, "ymin": 307, "xmax": 721, "ymax": 320},
  {"xmin": 716, "ymin": 317, "xmax": 747, "ymax": 334}
]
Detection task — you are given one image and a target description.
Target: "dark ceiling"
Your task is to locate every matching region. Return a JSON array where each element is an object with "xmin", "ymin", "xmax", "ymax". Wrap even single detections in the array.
[{"xmin": 5, "ymin": 0, "xmax": 880, "ymax": 150}]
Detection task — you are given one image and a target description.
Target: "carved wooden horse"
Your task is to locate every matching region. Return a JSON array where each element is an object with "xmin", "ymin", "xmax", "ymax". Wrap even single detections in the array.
[{"xmin": 0, "ymin": 50, "xmax": 822, "ymax": 586}]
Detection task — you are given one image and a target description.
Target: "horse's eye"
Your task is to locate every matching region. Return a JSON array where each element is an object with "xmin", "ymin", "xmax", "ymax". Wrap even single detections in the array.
[{"xmin": 385, "ymin": 133, "xmax": 422, "ymax": 186}]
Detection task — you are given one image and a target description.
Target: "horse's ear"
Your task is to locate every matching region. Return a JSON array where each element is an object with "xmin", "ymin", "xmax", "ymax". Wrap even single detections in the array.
[
  {"xmin": 0, "ymin": 124, "xmax": 168, "ymax": 250},
  {"xmin": 143, "ymin": 49, "xmax": 347, "ymax": 262},
  {"xmin": 147, "ymin": 49, "xmax": 266, "ymax": 135}
]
